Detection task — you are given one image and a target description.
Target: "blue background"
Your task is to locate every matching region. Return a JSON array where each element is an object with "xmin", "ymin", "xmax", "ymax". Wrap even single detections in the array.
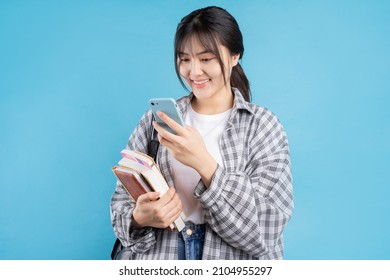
[{"xmin": 1, "ymin": 0, "xmax": 389, "ymax": 260}]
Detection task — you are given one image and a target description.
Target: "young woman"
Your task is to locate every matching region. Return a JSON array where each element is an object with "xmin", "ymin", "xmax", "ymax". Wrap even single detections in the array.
[{"xmin": 110, "ymin": 6, "xmax": 294, "ymax": 260}]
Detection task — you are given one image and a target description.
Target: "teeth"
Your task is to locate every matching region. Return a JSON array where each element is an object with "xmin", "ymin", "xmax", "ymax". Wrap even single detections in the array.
[{"xmin": 193, "ymin": 80, "xmax": 209, "ymax": 85}]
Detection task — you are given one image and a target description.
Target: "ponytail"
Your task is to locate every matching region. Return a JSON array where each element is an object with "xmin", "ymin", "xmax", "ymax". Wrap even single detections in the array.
[{"xmin": 231, "ymin": 63, "xmax": 251, "ymax": 102}]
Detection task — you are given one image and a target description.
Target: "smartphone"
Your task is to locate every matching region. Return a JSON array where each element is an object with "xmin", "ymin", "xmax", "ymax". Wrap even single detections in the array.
[{"xmin": 149, "ymin": 98, "xmax": 185, "ymax": 134}]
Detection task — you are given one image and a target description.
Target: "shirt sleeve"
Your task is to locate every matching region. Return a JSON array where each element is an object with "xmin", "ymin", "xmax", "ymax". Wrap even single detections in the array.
[
  {"xmin": 110, "ymin": 110, "xmax": 157, "ymax": 251},
  {"xmin": 194, "ymin": 111, "xmax": 294, "ymax": 258}
]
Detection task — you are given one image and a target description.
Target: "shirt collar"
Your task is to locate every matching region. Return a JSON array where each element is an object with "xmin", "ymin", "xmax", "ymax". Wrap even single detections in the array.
[
  {"xmin": 231, "ymin": 87, "xmax": 254, "ymax": 115},
  {"xmin": 176, "ymin": 88, "xmax": 254, "ymax": 116}
]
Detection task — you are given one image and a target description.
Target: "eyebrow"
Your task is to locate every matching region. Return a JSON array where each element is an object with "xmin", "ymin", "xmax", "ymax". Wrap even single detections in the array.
[{"xmin": 179, "ymin": 50, "xmax": 214, "ymax": 56}]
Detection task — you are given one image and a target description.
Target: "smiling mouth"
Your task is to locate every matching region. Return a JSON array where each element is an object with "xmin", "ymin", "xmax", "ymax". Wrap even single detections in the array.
[{"xmin": 192, "ymin": 79, "xmax": 210, "ymax": 87}]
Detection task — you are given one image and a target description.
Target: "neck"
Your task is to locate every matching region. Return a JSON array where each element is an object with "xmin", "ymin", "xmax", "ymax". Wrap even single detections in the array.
[{"xmin": 191, "ymin": 86, "xmax": 234, "ymax": 115}]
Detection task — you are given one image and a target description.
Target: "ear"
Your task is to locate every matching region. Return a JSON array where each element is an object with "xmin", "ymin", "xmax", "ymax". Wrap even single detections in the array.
[{"xmin": 232, "ymin": 53, "xmax": 240, "ymax": 67}]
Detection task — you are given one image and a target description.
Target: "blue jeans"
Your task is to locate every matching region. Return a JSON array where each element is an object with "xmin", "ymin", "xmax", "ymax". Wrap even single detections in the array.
[{"xmin": 178, "ymin": 224, "xmax": 205, "ymax": 260}]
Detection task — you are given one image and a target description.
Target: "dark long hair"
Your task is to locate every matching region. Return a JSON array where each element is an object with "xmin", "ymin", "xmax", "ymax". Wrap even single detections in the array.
[{"xmin": 174, "ymin": 6, "xmax": 251, "ymax": 102}]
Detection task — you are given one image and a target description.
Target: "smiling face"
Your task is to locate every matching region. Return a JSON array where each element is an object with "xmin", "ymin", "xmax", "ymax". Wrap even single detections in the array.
[{"xmin": 177, "ymin": 36, "xmax": 239, "ymax": 108}]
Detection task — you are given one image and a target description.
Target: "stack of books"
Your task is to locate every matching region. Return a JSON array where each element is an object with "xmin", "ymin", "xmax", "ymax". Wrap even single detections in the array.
[{"xmin": 112, "ymin": 149, "xmax": 185, "ymax": 232}]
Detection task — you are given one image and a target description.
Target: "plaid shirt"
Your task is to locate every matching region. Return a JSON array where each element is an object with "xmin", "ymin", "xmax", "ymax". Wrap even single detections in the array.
[{"xmin": 110, "ymin": 88, "xmax": 294, "ymax": 259}]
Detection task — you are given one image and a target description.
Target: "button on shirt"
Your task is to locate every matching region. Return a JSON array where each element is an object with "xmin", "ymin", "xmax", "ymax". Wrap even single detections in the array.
[{"xmin": 110, "ymin": 88, "xmax": 294, "ymax": 260}]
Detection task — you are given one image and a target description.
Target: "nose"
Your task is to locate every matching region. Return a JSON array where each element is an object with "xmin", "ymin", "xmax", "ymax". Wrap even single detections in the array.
[{"xmin": 190, "ymin": 60, "xmax": 203, "ymax": 77}]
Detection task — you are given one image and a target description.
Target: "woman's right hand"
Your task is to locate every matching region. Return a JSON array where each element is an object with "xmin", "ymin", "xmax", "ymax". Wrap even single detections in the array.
[{"xmin": 132, "ymin": 187, "xmax": 183, "ymax": 229}]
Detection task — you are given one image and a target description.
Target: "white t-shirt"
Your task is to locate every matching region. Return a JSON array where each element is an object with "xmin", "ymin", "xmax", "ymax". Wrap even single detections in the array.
[{"xmin": 171, "ymin": 104, "xmax": 232, "ymax": 224}]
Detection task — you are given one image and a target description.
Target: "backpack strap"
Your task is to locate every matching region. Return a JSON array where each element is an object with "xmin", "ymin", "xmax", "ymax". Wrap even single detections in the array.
[
  {"xmin": 110, "ymin": 238, "xmax": 122, "ymax": 260},
  {"xmin": 147, "ymin": 120, "xmax": 160, "ymax": 161}
]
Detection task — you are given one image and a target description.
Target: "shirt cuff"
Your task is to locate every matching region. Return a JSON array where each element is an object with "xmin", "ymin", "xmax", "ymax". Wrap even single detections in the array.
[{"xmin": 193, "ymin": 164, "xmax": 224, "ymax": 208}]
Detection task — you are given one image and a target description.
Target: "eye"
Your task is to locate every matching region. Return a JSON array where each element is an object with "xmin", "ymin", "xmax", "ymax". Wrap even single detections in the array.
[
  {"xmin": 179, "ymin": 57, "xmax": 190, "ymax": 63},
  {"xmin": 200, "ymin": 57, "xmax": 215, "ymax": 63}
]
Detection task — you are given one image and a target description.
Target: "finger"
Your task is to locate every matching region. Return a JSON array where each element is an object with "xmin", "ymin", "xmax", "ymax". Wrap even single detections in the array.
[
  {"xmin": 161, "ymin": 192, "xmax": 181, "ymax": 211},
  {"xmin": 157, "ymin": 111, "xmax": 186, "ymax": 135},
  {"xmin": 137, "ymin": 191, "xmax": 160, "ymax": 203},
  {"xmin": 153, "ymin": 121, "xmax": 180, "ymax": 143},
  {"xmin": 154, "ymin": 124, "xmax": 184, "ymax": 154},
  {"xmin": 157, "ymin": 187, "xmax": 176, "ymax": 206},
  {"xmin": 155, "ymin": 125, "xmax": 171, "ymax": 145},
  {"xmin": 161, "ymin": 194, "xmax": 183, "ymax": 223},
  {"xmin": 157, "ymin": 134, "xmax": 176, "ymax": 151},
  {"xmin": 164, "ymin": 198, "xmax": 183, "ymax": 224}
]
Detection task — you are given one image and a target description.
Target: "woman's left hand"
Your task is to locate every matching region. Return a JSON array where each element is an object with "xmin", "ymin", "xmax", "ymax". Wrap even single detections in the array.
[{"xmin": 153, "ymin": 111, "xmax": 217, "ymax": 187}]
